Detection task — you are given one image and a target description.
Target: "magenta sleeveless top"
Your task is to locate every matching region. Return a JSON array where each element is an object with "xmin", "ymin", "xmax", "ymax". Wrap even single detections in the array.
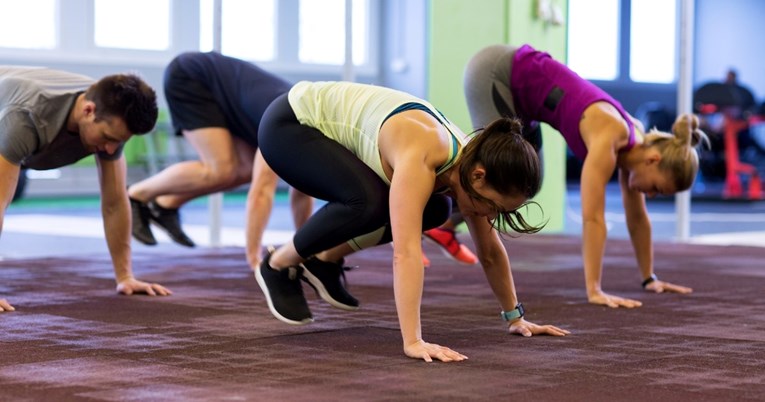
[{"xmin": 510, "ymin": 44, "xmax": 636, "ymax": 160}]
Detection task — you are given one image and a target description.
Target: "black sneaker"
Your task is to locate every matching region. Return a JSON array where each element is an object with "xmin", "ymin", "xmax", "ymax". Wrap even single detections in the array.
[
  {"xmin": 149, "ymin": 202, "xmax": 196, "ymax": 247},
  {"xmin": 130, "ymin": 197, "xmax": 157, "ymax": 245},
  {"xmin": 301, "ymin": 257, "xmax": 359, "ymax": 311},
  {"xmin": 255, "ymin": 255, "xmax": 313, "ymax": 325}
]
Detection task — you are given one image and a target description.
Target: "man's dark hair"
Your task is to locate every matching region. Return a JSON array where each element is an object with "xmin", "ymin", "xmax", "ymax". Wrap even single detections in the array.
[{"xmin": 85, "ymin": 74, "xmax": 158, "ymax": 135}]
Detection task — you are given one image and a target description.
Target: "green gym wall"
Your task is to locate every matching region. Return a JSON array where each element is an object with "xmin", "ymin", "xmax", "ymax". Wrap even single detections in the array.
[{"xmin": 428, "ymin": 0, "xmax": 568, "ymax": 233}]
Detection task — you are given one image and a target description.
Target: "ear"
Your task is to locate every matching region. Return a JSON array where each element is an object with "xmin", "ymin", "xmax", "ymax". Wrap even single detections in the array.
[
  {"xmin": 471, "ymin": 166, "xmax": 487, "ymax": 187},
  {"xmin": 82, "ymin": 100, "xmax": 97, "ymax": 118},
  {"xmin": 646, "ymin": 149, "xmax": 662, "ymax": 166}
]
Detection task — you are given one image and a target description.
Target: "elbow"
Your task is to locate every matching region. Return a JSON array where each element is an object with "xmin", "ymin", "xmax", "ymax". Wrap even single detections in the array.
[{"xmin": 475, "ymin": 246, "xmax": 505, "ymax": 269}]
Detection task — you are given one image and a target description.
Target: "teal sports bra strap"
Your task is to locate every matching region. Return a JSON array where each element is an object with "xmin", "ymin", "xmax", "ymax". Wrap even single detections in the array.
[{"xmin": 384, "ymin": 102, "xmax": 460, "ymax": 175}]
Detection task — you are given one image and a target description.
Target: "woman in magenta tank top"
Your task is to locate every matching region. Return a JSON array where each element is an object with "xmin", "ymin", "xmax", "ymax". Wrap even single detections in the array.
[{"xmin": 461, "ymin": 44, "xmax": 709, "ymax": 309}]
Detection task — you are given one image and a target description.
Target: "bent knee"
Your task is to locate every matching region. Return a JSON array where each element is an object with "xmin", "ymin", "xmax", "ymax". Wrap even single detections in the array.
[{"xmin": 203, "ymin": 161, "xmax": 239, "ymax": 187}]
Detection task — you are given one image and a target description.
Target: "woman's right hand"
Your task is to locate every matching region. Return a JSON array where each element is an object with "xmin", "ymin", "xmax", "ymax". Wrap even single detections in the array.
[
  {"xmin": 588, "ymin": 290, "xmax": 642, "ymax": 308},
  {"xmin": 404, "ymin": 339, "xmax": 468, "ymax": 363}
]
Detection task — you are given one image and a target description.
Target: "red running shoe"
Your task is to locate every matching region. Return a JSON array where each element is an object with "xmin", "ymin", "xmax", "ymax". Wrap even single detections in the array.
[{"xmin": 423, "ymin": 227, "xmax": 478, "ymax": 265}]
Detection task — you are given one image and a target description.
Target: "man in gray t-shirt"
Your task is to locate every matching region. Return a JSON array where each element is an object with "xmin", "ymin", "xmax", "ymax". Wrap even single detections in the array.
[{"xmin": 0, "ymin": 66, "xmax": 170, "ymax": 313}]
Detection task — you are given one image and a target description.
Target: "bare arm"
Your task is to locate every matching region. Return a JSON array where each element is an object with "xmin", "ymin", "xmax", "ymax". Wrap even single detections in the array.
[
  {"xmin": 580, "ymin": 141, "xmax": 614, "ymax": 294},
  {"xmin": 619, "ymin": 169, "xmax": 692, "ymax": 294},
  {"xmin": 0, "ymin": 154, "xmax": 20, "ymax": 312},
  {"xmin": 465, "ymin": 215, "xmax": 569, "ymax": 337},
  {"xmin": 381, "ymin": 113, "xmax": 467, "ymax": 362},
  {"xmin": 289, "ymin": 187, "xmax": 313, "ymax": 229},
  {"xmin": 619, "ymin": 168, "xmax": 654, "ymax": 280},
  {"xmin": 465, "ymin": 216, "xmax": 518, "ymax": 308},
  {"xmin": 0, "ymin": 154, "xmax": 21, "ymax": 237},
  {"xmin": 580, "ymin": 140, "xmax": 641, "ymax": 308},
  {"xmin": 388, "ymin": 153, "xmax": 432, "ymax": 355},
  {"xmin": 96, "ymin": 156, "xmax": 170, "ymax": 296},
  {"xmin": 618, "ymin": 112, "xmax": 652, "ymax": 260},
  {"xmin": 245, "ymin": 150, "xmax": 281, "ymax": 269},
  {"xmin": 576, "ymin": 104, "xmax": 644, "ymax": 307}
]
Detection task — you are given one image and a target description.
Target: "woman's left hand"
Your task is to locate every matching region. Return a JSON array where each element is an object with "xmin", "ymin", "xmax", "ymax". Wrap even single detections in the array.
[
  {"xmin": 644, "ymin": 279, "xmax": 693, "ymax": 294},
  {"xmin": 507, "ymin": 318, "xmax": 571, "ymax": 337}
]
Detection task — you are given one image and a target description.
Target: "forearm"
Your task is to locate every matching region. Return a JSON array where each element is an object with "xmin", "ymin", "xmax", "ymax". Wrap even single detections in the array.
[
  {"xmin": 247, "ymin": 151, "xmax": 282, "ymax": 267},
  {"xmin": 245, "ymin": 185, "xmax": 274, "ymax": 267},
  {"xmin": 393, "ymin": 253, "xmax": 425, "ymax": 346},
  {"xmin": 483, "ymin": 264, "xmax": 519, "ymax": 311},
  {"xmin": 478, "ymin": 245, "xmax": 518, "ymax": 310},
  {"xmin": 582, "ymin": 219, "xmax": 608, "ymax": 295},
  {"xmin": 289, "ymin": 189, "xmax": 313, "ymax": 229},
  {"xmin": 626, "ymin": 214, "xmax": 654, "ymax": 279},
  {"xmin": 102, "ymin": 202, "xmax": 133, "ymax": 283},
  {"xmin": 467, "ymin": 217, "xmax": 518, "ymax": 310}
]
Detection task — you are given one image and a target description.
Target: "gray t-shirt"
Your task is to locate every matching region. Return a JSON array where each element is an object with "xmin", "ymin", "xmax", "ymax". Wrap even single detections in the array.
[{"xmin": 0, "ymin": 66, "xmax": 121, "ymax": 170}]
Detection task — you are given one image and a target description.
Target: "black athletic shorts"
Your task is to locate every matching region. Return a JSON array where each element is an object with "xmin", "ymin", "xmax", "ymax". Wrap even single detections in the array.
[{"xmin": 163, "ymin": 58, "xmax": 228, "ymax": 136}]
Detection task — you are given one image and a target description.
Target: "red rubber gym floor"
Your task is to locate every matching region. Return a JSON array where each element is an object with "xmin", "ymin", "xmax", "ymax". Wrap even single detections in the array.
[{"xmin": 1, "ymin": 234, "xmax": 764, "ymax": 401}]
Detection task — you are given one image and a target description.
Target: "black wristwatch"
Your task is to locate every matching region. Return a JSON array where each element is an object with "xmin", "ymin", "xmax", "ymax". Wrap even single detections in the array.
[
  {"xmin": 642, "ymin": 273, "xmax": 658, "ymax": 288},
  {"xmin": 500, "ymin": 303, "xmax": 525, "ymax": 321}
]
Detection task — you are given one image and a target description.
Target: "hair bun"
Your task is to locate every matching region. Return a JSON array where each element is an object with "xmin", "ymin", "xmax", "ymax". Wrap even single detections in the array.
[{"xmin": 672, "ymin": 113, "xmax": 709, "ymax": 149}]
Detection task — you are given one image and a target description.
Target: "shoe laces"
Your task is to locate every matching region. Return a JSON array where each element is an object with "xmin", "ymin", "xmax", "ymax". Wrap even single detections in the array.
[
  {"xmin": 329, "ymin": 259, "xmax": 351, "ymax": 289},
  {"xmin": 339, "ymin": 267, "xmax": 349, "ymax": 289},
  {"xmin": 339, "ymin": 257, "xmax": 358, "ymax": 272}
]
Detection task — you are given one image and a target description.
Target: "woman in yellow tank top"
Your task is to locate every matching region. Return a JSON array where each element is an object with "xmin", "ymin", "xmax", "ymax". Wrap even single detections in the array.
[{"xmin": 251, "ymin": 81, "xmax": 569, "ymax": 363}]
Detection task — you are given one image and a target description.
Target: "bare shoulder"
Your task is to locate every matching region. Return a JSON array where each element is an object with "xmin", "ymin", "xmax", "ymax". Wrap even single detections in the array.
[
  {"xmin": 580, "ymin": 102, "xmax": 631, "ymax": 150},
  {"xmin": 379, "ymin": 110, "xmax": 451, "ymax": 165}
]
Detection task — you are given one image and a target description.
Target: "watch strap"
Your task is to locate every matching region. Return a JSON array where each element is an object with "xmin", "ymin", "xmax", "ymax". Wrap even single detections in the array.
[
  {"xmin": 500, "ymin": 303, "xmax": 525, "ymax": 321},
  {"xmin": 642, "ymin": 274, "xmax": 658, "ymax": 288}
]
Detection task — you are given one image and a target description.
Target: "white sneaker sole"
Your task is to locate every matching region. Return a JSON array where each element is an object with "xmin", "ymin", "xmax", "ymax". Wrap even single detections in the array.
[{"xmin": 301, "ymin": 268, "xmax": 359, "ymax": 311}]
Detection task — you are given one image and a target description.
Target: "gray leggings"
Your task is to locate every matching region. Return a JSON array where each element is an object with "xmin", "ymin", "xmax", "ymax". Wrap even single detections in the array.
[
  {"xmin": 464, "ymin": 45, "xmax": 518, "ymax": 130},
  {"xmin": 463, "ymin": 44, "xmax": 542, "ymax": 152}
]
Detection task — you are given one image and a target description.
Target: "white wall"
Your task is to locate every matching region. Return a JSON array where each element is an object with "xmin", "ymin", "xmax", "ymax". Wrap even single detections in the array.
[{"xmin": 694, "ymin": 0, "xmax": 765, "ymax": 101}]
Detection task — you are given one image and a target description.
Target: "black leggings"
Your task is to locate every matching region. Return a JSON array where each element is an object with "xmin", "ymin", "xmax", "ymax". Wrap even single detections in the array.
[{"xmin": 258, "ymin": 93, "xmax": 451, "ymax": 258}]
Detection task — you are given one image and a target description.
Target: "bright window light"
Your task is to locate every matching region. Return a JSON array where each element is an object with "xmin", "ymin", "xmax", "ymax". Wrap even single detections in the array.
[
  {"xmin": 94, "ymin": 0, "xmax": 170, "ymax": 50},
  {"xmin": 298, "ymin": 0, "xmax": 368, "ymax": 65},
  {"xmin": 567, "ymin": 0, "xmax": 619, "ymax": 80},
  {"xmin": 200, "ymin": 0, "xmax": 214, "ymax": 52},
  {"xmin": 630, "ymin": 0, "xmax": 677, "ymax": 83},
  {"xmin": 199, "ymin": 0, "xmax": 275, "ymax": 61},
  {"xmin": 0, "ymin": 0, "xmax": 56, "ymax": 49}
]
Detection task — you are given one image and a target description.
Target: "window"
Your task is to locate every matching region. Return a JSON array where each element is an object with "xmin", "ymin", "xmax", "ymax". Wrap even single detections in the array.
[
  {"xmin": 0, "ymin": 0, "xmax": 56, "ymax": 49},
  {"xmin": 199, "ymin": 0, "xmax": 276, "ymax": 61},
  {"xmin": 567, "ymin": 0, "xmax": 619, "ymax": 81},
  {"xmin": 568, "ymin": 0, "xmax": 678, "ymax": 84},
  {"xmin": 0, "ymin": 0, "xmax": 377, "ymax": 76},
  {"xmin": 298, "ymin": 0, "xmax": 368, "ymax": 65},
  {"xmin": 200, "ymin": 0, "xmax": 371, "ymax": 67},
  {"xmin": 630, "ymin": 0, "xmax": 677, "ymax": 83},
  {"xmin": 94, "ymin": 0, "xmax": 171, "ymax": 50}
]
